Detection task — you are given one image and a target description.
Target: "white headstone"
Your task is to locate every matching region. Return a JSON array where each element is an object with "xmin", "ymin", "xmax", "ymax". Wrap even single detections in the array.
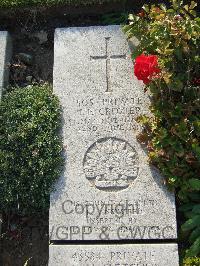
[
  {"xmin": 49, "ymin": 25, "xmax": 179, "ymax": 265},
  {"xmin": 50, "ymin": 26, "xmax": 177, "ymax": 241}
]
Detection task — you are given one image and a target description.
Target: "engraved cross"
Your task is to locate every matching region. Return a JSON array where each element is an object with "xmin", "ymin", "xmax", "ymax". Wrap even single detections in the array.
[{"xmin": 90, "ymin": 37, "xmax": 126, "ymax": 92}]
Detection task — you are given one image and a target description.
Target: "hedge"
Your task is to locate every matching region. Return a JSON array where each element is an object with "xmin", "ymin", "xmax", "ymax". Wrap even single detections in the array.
[{"xmin": 0, "ymin": 84, "xmax": 63, "ymax": 214}]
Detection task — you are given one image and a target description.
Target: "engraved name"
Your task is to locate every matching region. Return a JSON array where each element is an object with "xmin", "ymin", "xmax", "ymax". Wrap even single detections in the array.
[{"xmin": 66, "ymin": 97, "xmax": 144, "ymax": 132}]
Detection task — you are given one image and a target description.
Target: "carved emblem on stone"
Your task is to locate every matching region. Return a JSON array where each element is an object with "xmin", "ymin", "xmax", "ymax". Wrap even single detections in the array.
[{"xmin": 83, "ymin": 137, "xmax": 139, "ymax": 191}]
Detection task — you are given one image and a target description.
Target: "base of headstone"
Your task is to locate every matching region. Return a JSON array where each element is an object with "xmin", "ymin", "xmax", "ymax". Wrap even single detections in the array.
[
  {"xmin": 49, "ymin": 243, "xmax": 179, "ymax": 266},
  {"xmin": 0, "ymin": 31, "xmax": 12, "ymax": 99}
]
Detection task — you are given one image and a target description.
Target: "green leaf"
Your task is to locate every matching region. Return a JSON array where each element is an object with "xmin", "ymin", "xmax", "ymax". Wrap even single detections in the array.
[
  {"xmin": 123, "ymin": 25, "xmax": 133, "ymax": 35},
  {"xmin": 190, "ymin": 1, "xmax": 197, "ymax": 10},
  {"xmin": 167, "ymin": 9, "xmax": 175, "ymax": 13},
  {"xmin": 189, "ymin": 227, "xmax": 200, "ymax": 243},
  {"xmin": 189, "ymin": 192, "xmax": 200, "ymax": 201},
  {"xmin": 190, "ymin": 10, "xmax": 197, "ymax": 17},
  {"xmin": 184, "ymin": 4, "xmax": 189, "ymax": 11},
  {"xmin": 186, "ymin": 236, "xmax": 200, "ymax": 257},
  {"xmin": 142, "ymin": 4, "xmax": 149, "ymax": 13},
  {"xmin": 192, "ymin": 143, "xmax": 200, "ymax": 161},
  {"xmin": 189, "ymin": 179, "xmax": 200, "ymax": 191},
  {"xmin": 174, "ymin": 48, "xmax": 183, "ymax": 61},
  {"xmin": 159, "ymin": 4, "xmax": 166, "ymax": 11},
  {"xmin": 182, "ymin": 215, "xmax": 200, "ymax": 231},
  {"xmin": 185, "ymin": 211, "xmax": 195, "ymax": 219},
  {"xmin": 168, "ymin": 78, "xmax": 184, "ymax": 91},
  {"xmin": 179, "ymin": 203, "xmax": 195, "ymax": 212},
  {"xmin": 192, "ymin": 204, "xmax": 200, "ymax": 215}
]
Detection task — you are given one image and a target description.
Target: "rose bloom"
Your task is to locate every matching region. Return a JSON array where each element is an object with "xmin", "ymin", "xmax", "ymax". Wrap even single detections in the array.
[{"xmin": 134, "ymin": 54, "xmax": 161, "ymax": 84}]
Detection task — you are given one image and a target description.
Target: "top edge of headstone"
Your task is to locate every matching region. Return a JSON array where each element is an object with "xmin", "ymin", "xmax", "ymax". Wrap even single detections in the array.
[
  {"xmin": 0, "ymin": 31, "xmax": 9, "ymax": 35},
  {"xmin": 55, "ymin": 25, "xmax": 120, "ymax": 30},
  {"xmin": 55, "ymin": 25, "xmax": 122, "ymax": 35}
]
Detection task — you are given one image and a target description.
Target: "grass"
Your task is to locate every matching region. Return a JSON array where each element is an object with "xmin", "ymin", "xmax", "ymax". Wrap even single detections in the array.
[{"xmin": 0, "ymin": 0, "xmax": 123, "ymax": 8}]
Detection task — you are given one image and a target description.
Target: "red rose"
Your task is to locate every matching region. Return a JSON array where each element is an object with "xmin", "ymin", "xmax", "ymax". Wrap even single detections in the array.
[{"xmin": 134, "ymin": 54, "xmax": 161, "ymax": 84}]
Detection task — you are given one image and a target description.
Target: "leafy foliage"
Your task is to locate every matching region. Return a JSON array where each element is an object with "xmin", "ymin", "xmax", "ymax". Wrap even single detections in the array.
[
  {"xmin": 180, "ymin": 196, "xmax": 200, "ymax": 258},
  {"xmin": 123, "ymin": 0, "xmax": 200, "ymax": 258},
  {"xmin": 0, "ymin": 84, "xmax": 63, "ymax": 214},
  {"xmin": 183, "ymin": 257, "xmax": 200, "ymax": 266}
]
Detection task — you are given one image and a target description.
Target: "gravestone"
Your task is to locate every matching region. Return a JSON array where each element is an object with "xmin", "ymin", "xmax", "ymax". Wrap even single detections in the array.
[
  {"xmin": 0, "ymin": 31, "xmax": 12, "ymax": 235},
  {"xmin": 49, "ymin": 26, "xmax": 179, "ymax": 265},
  {"xmin": 0, "ymin": 31, "xmax": 12, "ymax": 99}
]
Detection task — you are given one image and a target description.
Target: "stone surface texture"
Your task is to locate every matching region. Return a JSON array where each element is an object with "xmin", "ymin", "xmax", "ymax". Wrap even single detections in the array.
[
  {"xmin": 0, "ymin": 31, "xmax": 12, "ymax": 99},
  {"xmin": 0, "ymin": 31, "xmax": 12, "ymax": 235},
  {"xmin": 49, "ymin": 244, "xmax": 179, "ymax": 266},
  {"xmin": 50, "ymin": 26, "xmax": 177, "ymax": 241}
]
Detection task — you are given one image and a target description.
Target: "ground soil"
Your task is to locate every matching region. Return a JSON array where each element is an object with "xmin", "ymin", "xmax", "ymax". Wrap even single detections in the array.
[
  {"xmin": 1, "ymin": 213, "xmax": 48, "ymax": 266},
  {"xmin": 0, "ymin": 12, "xmax": 106, "ymax": 88}
]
